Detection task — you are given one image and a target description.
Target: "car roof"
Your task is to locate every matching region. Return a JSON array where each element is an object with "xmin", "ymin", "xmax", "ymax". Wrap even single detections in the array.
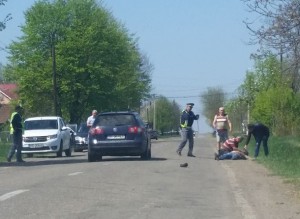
[
  {"xmin": 25, "ymin": 116, "xmax": 62, "ymax": 121},
  {"xmin": 99, "ymin": 111, "xmax": 139, "ymax": 115}
]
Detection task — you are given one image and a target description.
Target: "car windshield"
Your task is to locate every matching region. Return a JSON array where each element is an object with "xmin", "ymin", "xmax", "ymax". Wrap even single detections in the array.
[
  {"xmin": 25, "ymin": 120, "xmax": 58, "ymax": 130},
  {"xmin": 96, "ymin": 114, "xmax": 136, "ymax": 126},
  {"xmin": 78, "ymin": 123, "xmax": 89, "ymax": 133}
]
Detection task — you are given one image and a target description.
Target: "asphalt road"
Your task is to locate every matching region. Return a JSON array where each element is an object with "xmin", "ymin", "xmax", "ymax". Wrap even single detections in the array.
[{"xmin": 0, "ymin": 134, "xmax": 299, "ymax": 219}]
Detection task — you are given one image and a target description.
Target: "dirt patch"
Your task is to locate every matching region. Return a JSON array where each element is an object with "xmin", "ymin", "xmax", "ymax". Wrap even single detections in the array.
[{"xmin": 222, "ymin": 158, "xmax": 300, "ymax": 218}]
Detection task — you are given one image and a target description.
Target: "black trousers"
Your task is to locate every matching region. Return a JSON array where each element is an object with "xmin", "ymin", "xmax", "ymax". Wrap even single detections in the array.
[{"xmin": 7, "ymin": 131, "xmax": 23, "ymax": 161}]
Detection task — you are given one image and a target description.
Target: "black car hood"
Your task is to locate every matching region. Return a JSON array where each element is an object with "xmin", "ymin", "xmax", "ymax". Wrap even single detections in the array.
[{"xmin": 76, "ymin": 132, "xmax": 88, "ymax": 137}]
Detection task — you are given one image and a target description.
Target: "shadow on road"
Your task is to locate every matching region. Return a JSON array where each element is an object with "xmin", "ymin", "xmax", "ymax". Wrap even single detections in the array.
[
  {"xmin": 0, "ymin": 155, "xmax": 167, "ymax": 167},
  {"xmin": 96, "ymin": 157, "xmax": 167, "ymax": 162}
]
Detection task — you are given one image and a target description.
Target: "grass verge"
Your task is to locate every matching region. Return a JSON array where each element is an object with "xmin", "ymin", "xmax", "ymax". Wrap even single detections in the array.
[
  {"xmin": 0, "ymin": 142, "xmax": 10, "ymax": 162},
  {"xmin": 247, "ymin": 135, "xmax": 300, "ymax": 193}
]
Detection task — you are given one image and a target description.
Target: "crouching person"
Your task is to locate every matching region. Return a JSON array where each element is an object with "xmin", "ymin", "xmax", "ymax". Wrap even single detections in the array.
[{"xmin": 215, "ymin": 136, "xmax": 244, "ymax": 160}]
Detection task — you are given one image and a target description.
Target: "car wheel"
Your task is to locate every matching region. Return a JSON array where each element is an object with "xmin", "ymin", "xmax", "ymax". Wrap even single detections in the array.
[
  {"xmin": 141, "ymin": 151, "xmax": 147, "ymax": 159},
  {"xmin": 65, "ymin": 148, "xmax": 72, "ymax": 157},
  {"xmin": 148, "ymin": 146, "xmax": 152, "ymax": 159},
  {"xmin": 56, "ymin": 142, "xmax": 63, "ymax": 157},
  {"xmin": 141, "ymin": 143, "xmax": 151, "ymax": 160},
  {"xmin": 88, "ymin": 151, "xmax": 97, "ymax": 162},
  {"xmin": 65, "ymin": 142, "xmax": 72, "ymax": 157}
]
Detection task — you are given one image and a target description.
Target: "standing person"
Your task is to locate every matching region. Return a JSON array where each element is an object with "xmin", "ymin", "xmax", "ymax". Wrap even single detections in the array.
[
  {"xmin": 7, "ymin": 105, "xmax": 24, "ymax": 163},
  {"xmin": 176, "ymin": 103, "xmax": 199, "ymax": 157},
  {"xmin": 87, "ymin": 109, "xmax": 97, "ymax": 128},
  {"xmin": 212, "ymin": 106, "xmax": 232, "ymax": 151},
  {"xmin": 244, "ymin": 123, "xmax": 270, "ymax": 159}
]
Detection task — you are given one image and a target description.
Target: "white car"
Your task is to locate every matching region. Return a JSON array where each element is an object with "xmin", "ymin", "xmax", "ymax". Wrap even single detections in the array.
[{"xmin": 22, "ymin": 116, "xmax": 72, "ymax": 157}]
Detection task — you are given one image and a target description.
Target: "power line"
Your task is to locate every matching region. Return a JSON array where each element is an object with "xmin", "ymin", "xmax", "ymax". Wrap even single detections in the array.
[{"xmin": 164, "ymin": 91, "xmax": 238, "ymax": 99}]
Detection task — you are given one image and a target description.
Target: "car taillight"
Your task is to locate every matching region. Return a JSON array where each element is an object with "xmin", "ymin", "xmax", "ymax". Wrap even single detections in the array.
[
  {"xmin": 128, "ymin": 126, "xmax": 143, "ymax": 133},
  {"xmin": 90, "ymin": 126, "xmax": 104, "ymax": 135}
]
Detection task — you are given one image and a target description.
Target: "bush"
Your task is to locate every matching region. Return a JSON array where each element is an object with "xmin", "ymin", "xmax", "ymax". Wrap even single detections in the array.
[{"xmin": 0, "ymin": 142, "xmax": 10, "ymax": 162}]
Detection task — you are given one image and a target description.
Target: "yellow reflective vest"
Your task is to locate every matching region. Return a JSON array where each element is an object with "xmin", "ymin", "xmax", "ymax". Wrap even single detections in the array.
[{"xmin": 9, "ymin": 112, "xmax": 17, "ymax": 134}]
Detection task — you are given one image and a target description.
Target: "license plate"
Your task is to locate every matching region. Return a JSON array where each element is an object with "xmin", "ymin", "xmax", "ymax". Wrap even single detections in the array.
[
  {"xmin": 107, "ymin": 135, "xmax": 125, "ymax": 140},
  {"xmin": 29, "ymin": 144, "xmax": 43, "ymax": 148}
]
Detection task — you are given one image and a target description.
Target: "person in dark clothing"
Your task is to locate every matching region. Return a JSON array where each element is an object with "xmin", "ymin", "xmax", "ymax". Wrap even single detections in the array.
[
  {"xmin": 7, "ymin": 105, "xmax": 24, "ymax": 163},
  {"xmin": 244, "ymin": 123, "xmax": 270, "ymax": 159},
  {"xmin": 176, "ymin": 103, "xmax": 199, "ymax": 157}
]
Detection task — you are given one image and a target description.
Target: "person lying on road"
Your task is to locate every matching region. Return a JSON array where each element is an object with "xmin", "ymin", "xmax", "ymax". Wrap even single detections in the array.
[{"xmin": 215, "ymin": 148, "xmax": 249, "ymax": 160}]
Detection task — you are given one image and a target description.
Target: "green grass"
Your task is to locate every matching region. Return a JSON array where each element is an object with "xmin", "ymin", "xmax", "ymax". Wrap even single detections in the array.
[
  {"xmin": 0, "ymin": 142, "xmax": 10, "ymax": 162},
  {"xmin": 247, "ymin": 136, "xmax": 300, "ymax": 189}
]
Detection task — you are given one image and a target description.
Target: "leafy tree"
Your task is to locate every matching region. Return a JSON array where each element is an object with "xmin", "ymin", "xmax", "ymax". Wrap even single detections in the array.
[
  {"xmin": 0, "ymin": 0, "xmax": 11, "ymax": 32},
  {"xmin": 225, "ymin": 98, "xmax": 248, "ymax": 133},
  {"xmin": 200, "ymin": 87, "xmax": 226, "ymax": 128},
  {"xmin": 0, "ymin": 63, "xmax": 3, "ymax": 82},
  {"xmin": 141, "ymin": 96, "xmax": 181, "ymax": 134},
  {"xmin": 5, "ymin": 0, "xmax": 152, "ymax": 123},
  {"xmin": 237, "ymin": 56, "xmax": 283, "ymax": 108},
  {"xmin": 230, "ymin": 55, "xmax": 300, "ymax": 135},
  {"xmin": 243, "ymin": 0, "xmax": 300, "ymax": 92}
]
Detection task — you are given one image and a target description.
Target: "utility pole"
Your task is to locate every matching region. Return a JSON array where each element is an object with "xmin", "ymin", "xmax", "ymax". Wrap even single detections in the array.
[
  {"xmin": 153, "ymin": 98, "xmax": 156, "ymax": 130},
  {"xmin": 247, "ymin": 102, "xmax": 250, "ymax": 135},
  {"xmin": 51, "ymin": 33, "xmax": 59, "ymax": 116}
]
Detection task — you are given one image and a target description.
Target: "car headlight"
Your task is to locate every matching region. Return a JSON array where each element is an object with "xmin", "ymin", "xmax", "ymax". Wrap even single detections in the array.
[
  {"xmin": 75, "ymin": 136, "xmax": 83, "ymax": 141},
  {"xmin": 47, "ymin": 134, "xmax": 57, "ymax": 140}
]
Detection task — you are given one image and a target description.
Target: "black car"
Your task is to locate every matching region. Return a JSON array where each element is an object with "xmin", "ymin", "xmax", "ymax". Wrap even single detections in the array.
[
  {"xmin": 149, "ymin": 130, "xmax": 158, "ymax": 140},
  {"xmin": 88, "ymin": 111, "xmax": 151, "ymax": 162},
  {"xmin": 74, "ymin": 123, "xmax": 89, "ymax": 152}
]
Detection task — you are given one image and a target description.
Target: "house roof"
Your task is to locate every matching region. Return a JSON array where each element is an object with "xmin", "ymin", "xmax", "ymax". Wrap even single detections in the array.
[
  {"xmin": 0, "ymin": 83, "xmax": 18, "ymax": 100},
  {"xmin": 0, "ymin": 83, "xmax": 19, "ymax": 124}
]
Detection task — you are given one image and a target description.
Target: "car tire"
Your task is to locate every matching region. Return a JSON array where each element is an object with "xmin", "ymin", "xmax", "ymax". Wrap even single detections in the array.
[
  {"xmin": 56, "ymin": 142, "xmax": 63, "ymax": 157},
  {"xmin": 148, "ymin": 147, "xmax": 152, "ymax": 159},
  {"xmin": 65, "ymin": 142, "xmax": 72, "ymax": 157},
  {"xmin": 88, "ymin": 152, "xmax": 97, "ymax": 162},
  {"xmin": 97, "ymin": 155, "xmax": 103, "ymax": 161},
  {"xmin": 141, "ymin": 143, "xmax": 151, "ymax": 160},
  {"xmin": 74, "ymin": 148, "xmax": 84, "ymax": 152}
]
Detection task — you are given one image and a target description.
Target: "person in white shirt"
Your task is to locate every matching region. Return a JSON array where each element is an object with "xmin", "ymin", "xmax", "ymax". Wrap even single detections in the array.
[{"xmin": 87, "ymin": 109, "xmax": 97, "ymax": 128}]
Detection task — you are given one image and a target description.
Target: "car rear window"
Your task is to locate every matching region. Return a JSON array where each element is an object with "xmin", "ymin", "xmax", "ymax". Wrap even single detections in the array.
[{"xmin": 96, "ymin": 114, "xmax": 136, "ymax": 126}]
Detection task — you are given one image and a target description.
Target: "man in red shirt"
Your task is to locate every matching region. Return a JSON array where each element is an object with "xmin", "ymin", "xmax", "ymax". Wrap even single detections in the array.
[{"xmin": 214, "ymin": 136, "xmax": 244, "ymax": 160}]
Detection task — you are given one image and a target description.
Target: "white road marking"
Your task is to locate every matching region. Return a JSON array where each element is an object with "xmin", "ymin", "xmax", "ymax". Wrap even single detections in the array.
[
  {"xmin": 0, "ymin": 190, "xmax": 29, "ymax": 202},
  {"xmin": 68, "ymin": 172, "xmax": 83, "ymax": 176},
  {"xmin": 221, "ymin": 162, "xmax": 257, "ymax": 219}
]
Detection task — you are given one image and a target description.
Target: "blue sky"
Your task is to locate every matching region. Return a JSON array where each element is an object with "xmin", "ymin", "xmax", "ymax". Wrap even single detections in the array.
[{"xmin": 0, "ymin": 0, "xmax": 257, "ymax": 132}]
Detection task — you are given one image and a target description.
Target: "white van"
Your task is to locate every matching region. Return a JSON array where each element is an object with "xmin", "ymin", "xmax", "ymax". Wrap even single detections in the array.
[{"xmin": 22, "ymin": 116, "xmax": 72, "ymax": 157}]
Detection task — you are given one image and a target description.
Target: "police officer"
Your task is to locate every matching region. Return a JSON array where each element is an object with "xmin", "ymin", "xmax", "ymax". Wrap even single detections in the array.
[
  {"xmin": 7, "ymin": 105, "xmax": 24, "ymax": 163},
  {"xmin": 176, "ymin": 103, "xmax": 199, "ymax": 157}
]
